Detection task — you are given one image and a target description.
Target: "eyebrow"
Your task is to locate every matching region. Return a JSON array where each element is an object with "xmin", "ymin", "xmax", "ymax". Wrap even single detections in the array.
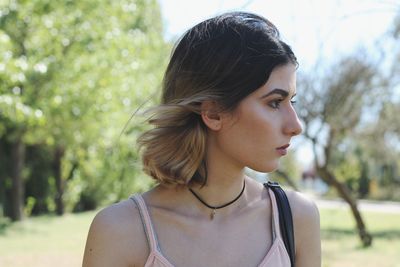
[{"xmin": 260, "ymin": 88, "xmax": 290, "ymax": 99}]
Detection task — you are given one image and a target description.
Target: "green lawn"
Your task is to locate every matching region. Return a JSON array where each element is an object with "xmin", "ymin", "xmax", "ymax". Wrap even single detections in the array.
[
  {"xmin": 0, "ymin": 211, "xmax": 95, "ymax": 267},
  {"xmin": 0, "ymin": 206, "xmax": 399, "ymax": 267},
  {"xmin": 320, "ymin": 208, "xmax": 400, "ymax": 267}
]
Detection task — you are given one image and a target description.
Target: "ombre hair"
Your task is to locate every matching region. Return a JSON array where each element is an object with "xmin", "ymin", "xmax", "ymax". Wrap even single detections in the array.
[{"xmin": 137, "ymin": 11, "xmax": 297, "ymax": 186}]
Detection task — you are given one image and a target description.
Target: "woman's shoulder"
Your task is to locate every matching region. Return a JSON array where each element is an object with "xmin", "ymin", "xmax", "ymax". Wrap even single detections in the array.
[
  {"xmin": 82, "ymin": 197, "xmax": 149, "ymax": 267},
  {"xmin": 89, "ymin": 198, "xmax": 146, "ymax": 238},
  {"xmin": 285, "ymin": 190, "xmax": 321, "ymax": 265},
  {"xmin": 285, "ymin": 190, "xmax": 320, "ymax": 224}
]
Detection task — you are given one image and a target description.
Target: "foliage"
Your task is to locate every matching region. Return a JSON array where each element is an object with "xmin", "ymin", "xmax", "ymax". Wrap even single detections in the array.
[{"xmin": 0, "ymin": 0, "xmax": 169, "ymax": 215}]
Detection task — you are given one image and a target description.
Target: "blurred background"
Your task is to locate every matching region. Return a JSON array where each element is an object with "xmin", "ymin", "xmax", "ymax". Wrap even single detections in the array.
[{"xmin": 0, "ymin": 0, "xmax": 399, "ymax": 266}]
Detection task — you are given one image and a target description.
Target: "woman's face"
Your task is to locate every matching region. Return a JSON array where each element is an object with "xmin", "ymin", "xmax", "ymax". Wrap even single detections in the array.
[{"xmin": 216, "ymin": 63, "xmax": 302, "ymax": 172}]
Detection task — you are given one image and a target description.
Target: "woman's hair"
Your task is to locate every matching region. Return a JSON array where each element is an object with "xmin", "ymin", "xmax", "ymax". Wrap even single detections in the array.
[{"xmin": 137, "ymin": 11, "xmax": 297, "ymax": 186}]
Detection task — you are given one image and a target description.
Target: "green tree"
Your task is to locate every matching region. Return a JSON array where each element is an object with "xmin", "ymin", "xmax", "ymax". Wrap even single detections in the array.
[{"xmin": 0, "ymin": 0, "xmax": 168, "ymax": 219}]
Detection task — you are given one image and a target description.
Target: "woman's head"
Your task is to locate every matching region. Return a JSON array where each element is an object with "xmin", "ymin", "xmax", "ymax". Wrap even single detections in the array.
[{"xmin": 138, "ymin": 11, "xmax": 298, "ymax": 186}]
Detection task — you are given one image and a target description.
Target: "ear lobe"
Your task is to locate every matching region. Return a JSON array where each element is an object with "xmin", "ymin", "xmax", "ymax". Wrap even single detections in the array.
[{"xmin": 201, "ymin": 101, "xmax": 222, "ymax": 131}]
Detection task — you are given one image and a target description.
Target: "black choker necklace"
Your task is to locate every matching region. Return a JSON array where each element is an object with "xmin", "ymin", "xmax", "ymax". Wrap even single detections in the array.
[{"xmin": 189, "ymin": 180, "xmax": 246, "ymax": 220}]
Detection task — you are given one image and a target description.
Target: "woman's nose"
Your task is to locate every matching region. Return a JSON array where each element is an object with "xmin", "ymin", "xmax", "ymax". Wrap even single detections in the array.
[{"xmin": 284, "ymin": 107, "xmax": 303, "ymax": 137}]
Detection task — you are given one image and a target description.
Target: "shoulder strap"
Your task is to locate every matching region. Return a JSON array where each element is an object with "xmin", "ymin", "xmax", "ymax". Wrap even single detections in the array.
[
  {"xmin": 264, "ymin": 181, "xmax": 295, "ymax": 267},
  {"xmin": 130, "ymin": 194, "xmax": 160, "ymax": 252}
]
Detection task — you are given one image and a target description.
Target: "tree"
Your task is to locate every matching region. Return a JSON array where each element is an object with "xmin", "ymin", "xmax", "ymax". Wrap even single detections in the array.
[
  {"xmin": 297, "ymin": 55, "xmax": 377, "ymax": 246},
  {"xmin": 353, "ymin": 10, "xmax": 400, "ymax": 200},
  {"xmin": 0, "ymin": 0, "xmax": 168, "ymax": 219}
]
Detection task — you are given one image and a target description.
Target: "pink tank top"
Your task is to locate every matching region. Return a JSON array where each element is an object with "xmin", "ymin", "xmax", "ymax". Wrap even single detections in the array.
[{"xmin": 130, "ymin": 188, "xmax": 291, "ymax": 267}]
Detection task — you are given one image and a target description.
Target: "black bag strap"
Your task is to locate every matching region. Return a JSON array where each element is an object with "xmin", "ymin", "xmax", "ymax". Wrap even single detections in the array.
[{"xmin": 264, "ymin": 181, "xmax": 295, "ymax": 267}]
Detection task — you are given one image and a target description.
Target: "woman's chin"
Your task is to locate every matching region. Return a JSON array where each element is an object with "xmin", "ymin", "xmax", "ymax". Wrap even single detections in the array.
[{"xmin": 251, "ymin": 161, "xmax": 280, "ymax": 174}]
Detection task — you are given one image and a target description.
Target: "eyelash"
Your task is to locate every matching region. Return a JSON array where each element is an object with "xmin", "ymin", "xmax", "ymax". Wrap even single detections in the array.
[{"xmin": 268, "ymin": 99, "xmax": 297, "ymax": 109}]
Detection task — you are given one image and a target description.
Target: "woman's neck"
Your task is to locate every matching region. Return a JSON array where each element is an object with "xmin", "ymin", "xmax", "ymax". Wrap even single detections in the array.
[
  {"xmin": 188, "ymin": 136, "xmax": 247, "ymax": 211},
  {"xmin": 191, "ymin": 171, "xmax": 246, "ymax": 207}
]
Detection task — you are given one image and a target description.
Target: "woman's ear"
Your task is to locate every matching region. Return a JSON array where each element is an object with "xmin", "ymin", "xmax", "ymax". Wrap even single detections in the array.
[{"xmin": 200, "ymin": 101, "xmax": 222, "ymax": 131}]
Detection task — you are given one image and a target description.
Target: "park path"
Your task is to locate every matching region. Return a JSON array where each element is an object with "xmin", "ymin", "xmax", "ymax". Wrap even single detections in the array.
[{"xmin": 315, "ymin": 198, "xmax": 400, "ymax": 214}]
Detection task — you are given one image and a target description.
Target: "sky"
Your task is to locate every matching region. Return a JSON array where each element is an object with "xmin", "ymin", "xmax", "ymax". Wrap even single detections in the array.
[
  {"xmin": 157, "ymin": 0, "xmax": 399, "ymax": 167},
  {"xmin": 159, "ymin": 0, "xmax": 398, "ymax": 67}
]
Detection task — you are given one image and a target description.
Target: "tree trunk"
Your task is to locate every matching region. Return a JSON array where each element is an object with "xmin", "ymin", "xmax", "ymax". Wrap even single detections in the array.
[
  {"xmin": 53, "ymin": 146, "xmax": 65, "ymax": 216},
  {"xmin": 10, "ymin": 137, "xmax": 25, "ymax": 221},
  {"xmin": 317, "ymin": 165, "xmax": 373, "ymax": 247},
  {"xmin": 0, "ymin": 138, "xmax": 6, "ymax": 217}
]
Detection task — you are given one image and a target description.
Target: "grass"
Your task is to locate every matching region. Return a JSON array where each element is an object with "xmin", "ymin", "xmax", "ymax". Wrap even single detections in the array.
[
  {"xmin": 0, "ymin": 206, "xmax": 399, "ymax": 267},
  {"xmin": 0, "ymin": 211, "xmax": 96, "ymax": 267},
  {"xmin": 320, "ymin": 208, "xmax": 400, "ymax": 267}
]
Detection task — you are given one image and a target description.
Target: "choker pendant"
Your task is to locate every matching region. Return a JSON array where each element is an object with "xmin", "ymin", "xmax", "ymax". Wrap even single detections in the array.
[
  {"xmin": 189, "ymin": 180, "xmax": 246, "ymax": 220},
  {"xmin": 211, "ymin": 209, "xmax": 216, "ymax": 220}
]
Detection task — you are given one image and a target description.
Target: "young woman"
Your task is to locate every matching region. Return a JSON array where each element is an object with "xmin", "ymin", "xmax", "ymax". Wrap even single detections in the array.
[{"xmin": 83, "ymin": 11, "xmax": 321, "ymax": 267}]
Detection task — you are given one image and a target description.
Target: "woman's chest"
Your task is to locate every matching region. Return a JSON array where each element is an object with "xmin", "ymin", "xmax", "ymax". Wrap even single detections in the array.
[{"xmin": 152, "ymin": 210, "xmax": 274, "ymax": 267}]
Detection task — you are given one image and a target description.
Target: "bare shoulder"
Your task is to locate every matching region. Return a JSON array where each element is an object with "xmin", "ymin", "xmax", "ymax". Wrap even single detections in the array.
[
  {"xmin": 82, "ymin": 198, "xmax": 149, "ymax": 267},
  {"xmin": 286, "ymin": 190, "xmax": 321, "ymax": 267},
  {"xmin": 285, "ymin": 190, "xmax": 320, "ymax": 226}
]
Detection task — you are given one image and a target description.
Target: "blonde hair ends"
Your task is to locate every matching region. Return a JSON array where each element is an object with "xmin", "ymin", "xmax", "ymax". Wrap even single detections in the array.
[{"xmin": 137, "ymin": 103, "xmax": 208, "ymax": 186}]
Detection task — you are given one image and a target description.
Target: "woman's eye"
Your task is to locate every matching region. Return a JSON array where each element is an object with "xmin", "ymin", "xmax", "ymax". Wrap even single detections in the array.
[
  {"xmin": 268, "ymin": 99, "xmax": 283, "ymax": 109},
  {"xmin": 290, "ymin": 100, "xmax": 297, "ymax": 105}
]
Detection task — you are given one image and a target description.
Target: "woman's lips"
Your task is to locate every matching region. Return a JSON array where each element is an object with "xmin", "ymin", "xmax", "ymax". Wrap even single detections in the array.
[{"xmin": 276, "ymin": 144, "xmax": 289, "ymax": 156}]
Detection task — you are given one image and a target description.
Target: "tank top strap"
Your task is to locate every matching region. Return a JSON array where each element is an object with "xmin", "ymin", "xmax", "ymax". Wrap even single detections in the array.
[
  {"xmin": 130, "ymin": 194, "xmax": 160, "ymax": 252},
  {"xmin": 267, "ymin": 188, "xmax": 282, "ymax": 240}
]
